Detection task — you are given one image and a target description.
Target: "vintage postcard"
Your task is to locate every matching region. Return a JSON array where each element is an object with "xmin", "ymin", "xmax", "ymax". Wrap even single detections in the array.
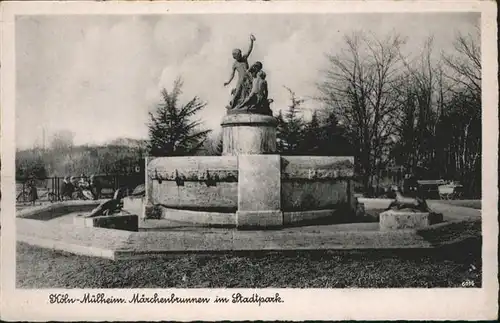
[{"xmin": 1, "ymin": 0, "xmax": 498, "ymax": 321}]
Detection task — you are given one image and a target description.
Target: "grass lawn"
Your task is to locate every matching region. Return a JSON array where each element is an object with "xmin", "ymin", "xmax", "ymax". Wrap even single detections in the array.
[{"xmin": 17, "ymin": 235, "xmax": 481, "ymax": 289}]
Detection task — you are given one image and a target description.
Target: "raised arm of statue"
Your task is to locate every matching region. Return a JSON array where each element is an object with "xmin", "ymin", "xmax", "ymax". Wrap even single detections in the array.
[
  {"xmin": 243, "ymin": 34, "xmax": 256, "ymax": 59},
  {"xmin": 224, "ymin": 64, "xmax": 236, "ymax": 87}
]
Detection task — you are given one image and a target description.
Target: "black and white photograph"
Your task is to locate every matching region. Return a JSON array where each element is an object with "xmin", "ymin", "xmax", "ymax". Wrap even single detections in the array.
[{"xmin": 1, "ymin": 1, "xmax": 497, "ymax": 321}]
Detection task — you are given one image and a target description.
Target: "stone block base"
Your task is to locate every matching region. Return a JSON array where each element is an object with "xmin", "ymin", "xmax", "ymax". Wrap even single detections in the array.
[
  {"xmin": 123, "ymin": 196, "xmax": 144, "ymax": 219},
  {"xmin": 379, "ymin": 210, "xmax": 443, "ymax": 230},
  {"xmin": 74, "ymin": 214, "xmax": 139, "ymax": 231},
  {"xmin": 236, "ymin": 210, "xmax": 283, "ymax": 228}
]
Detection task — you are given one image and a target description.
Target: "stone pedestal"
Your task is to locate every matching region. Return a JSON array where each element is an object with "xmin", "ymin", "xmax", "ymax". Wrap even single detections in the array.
[
  {"xmin": 221, "ymin": 113, "xmax": 277, "ymax": 156},
  {"xmin": 236, "ymin": 155, "xmax": 283, "ymax": 228},
  {"xmin": 123, "ymin": 196, "xmax": 145, "ymax": 218},
  {"xmin": 379, "ymin": 210, "xmax": 443, "ymax": 231}
]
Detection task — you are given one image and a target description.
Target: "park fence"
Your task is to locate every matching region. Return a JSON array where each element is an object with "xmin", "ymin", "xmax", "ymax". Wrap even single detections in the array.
[{"xmin": 16, "ymin": 173, "xmax": 144, "ymax": 204}]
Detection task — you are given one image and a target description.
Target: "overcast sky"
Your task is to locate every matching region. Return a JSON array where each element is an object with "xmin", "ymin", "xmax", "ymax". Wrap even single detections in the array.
[{"xmin": 16, "ymin": 12, "xmax": 479, "ymax": 149}]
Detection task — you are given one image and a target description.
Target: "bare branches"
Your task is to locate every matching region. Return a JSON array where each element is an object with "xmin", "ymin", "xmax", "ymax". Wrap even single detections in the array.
[
  {"xmin": 317, "ymin": 31, "xmax": 408, "ymax": 189},
  {"xmin": 442, "ymin": 28, "xmax": 481, "ymax": 97},
  {"xmin": 316, "ymin": 28, "xmax": 481, "ymax": 196}
]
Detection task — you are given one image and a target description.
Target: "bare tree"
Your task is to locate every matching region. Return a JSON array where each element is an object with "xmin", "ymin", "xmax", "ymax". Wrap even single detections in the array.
[
  {"xmin": 442, "ymin": 26, "xmax": 481, "ymax": 101},
  {"xmin": 318, "ymin": 31, "xmax": 406, "ymax": 192},
  {"xmin": 440, "ymin": 27, "xmax": 481, "ymax": 195},
  {"xmin": 395, "ymin": 36, "xmax": 445, "ymax": 174}
]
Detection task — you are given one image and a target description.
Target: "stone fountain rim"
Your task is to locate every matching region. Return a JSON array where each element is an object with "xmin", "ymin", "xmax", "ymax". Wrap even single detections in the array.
[
  {"xmin": 220, "ymin": 113, "xmax": 277, "ymax": 127},
  {"xmin": 16, "ymin": 214, "xmax": 479, "ymax": 261},
  {"xmin": 16, "ymin": 199, "xmax": 481, "ymax": 261}
]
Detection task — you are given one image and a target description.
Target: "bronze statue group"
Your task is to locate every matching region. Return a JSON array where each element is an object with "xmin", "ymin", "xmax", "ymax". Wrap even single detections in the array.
[{"xmin": 224, "ymin": 34, "xmax": 273, "ymax": 116}]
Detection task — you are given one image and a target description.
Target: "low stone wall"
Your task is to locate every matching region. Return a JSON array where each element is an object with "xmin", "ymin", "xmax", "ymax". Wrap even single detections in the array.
[{"xmin": 358, "ymin": 198, "xmax": 482, "ymax": 217}]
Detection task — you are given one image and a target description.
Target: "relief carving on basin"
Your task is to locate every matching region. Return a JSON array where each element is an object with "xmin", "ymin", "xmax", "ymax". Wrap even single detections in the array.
[{"xmin": 281, "ymin": 156, "xmax": 355, "ymax": 179}]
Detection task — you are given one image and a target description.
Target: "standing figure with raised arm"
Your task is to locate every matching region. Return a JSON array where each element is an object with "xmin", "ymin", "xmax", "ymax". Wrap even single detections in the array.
[{"xmin": 224, "ymin": 34, "xmax": 256, "ymax": 109}]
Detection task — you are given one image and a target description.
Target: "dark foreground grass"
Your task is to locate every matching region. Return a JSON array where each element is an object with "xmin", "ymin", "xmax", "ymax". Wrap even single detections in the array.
[{"xmin": 17, "ymin": 238, "xmax": 481, "ymax": 289}]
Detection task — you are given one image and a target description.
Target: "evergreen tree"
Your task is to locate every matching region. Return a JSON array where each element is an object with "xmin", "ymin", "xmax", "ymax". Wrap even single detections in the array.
[
  {"xmin": 275, "ymin": 110, "xmax": 286, "ymax": 153},
  {"xmin": 198, "ymin": 133, "xmax": 223, "ymax": 156},
  {"xmin": 300, "ymin": 110, "xmax": 321, "ymax": 155},
  {"xmin": 214, "ymin": 137, "xmax": 223, "ymax": 156},
  {"xmin": 278, "ymin": 87, "xmax": 305, "ymax": 154},
  {"xmin": 317, "ymin": 112, "xmax": 352, "ymax": 156},
  {"xmin": 147, "ymin": 78, "xmax": 211, "ymax": 157}
]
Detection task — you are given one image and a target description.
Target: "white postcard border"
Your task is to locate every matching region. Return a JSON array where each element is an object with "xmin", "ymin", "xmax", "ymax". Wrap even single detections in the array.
[{"xmin": 1, "ymin": 1, "xmax": 498, "ymax": 321}]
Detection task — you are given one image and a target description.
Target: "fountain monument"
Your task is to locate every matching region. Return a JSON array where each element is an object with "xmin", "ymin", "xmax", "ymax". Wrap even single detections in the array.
[{"xmin": 145, "ymin": 35, "xmax": 356, "ymax": 228}]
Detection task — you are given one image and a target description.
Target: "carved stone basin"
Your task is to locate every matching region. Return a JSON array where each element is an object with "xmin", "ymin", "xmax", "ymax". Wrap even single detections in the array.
[
  {"xmin": 147, "ymin": 156, "xmax": 239, "ymax": 213},
  {"xmin": 145, "ymin": 154, "xmax": 355, "ymax": 228},
  {"xmin": 142, "ymin": 112, "xmax": 356, "ymax": 229}
]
